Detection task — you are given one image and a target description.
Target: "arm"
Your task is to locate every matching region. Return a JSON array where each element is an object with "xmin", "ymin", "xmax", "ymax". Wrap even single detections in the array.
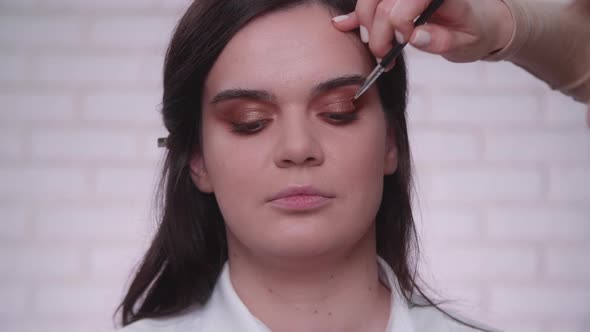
[
  {"xmin": 332, "ymin": 0, "xmax": 590, "ymax": 126},
  {"xmin": 484, "ymin": 0, "xmax": 590, "ymax": 103}
]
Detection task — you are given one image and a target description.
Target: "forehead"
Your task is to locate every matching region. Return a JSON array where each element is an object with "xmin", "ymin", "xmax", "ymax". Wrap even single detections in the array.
[{"xmin": 203, "ymin": 3, "xmax": 373, "ymax": 102}]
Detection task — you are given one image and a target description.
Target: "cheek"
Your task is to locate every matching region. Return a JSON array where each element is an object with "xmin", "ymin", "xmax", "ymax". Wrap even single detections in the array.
[
  {"xmin": 334, "ymin": 112, "xmax": 389, "ymax": 177},
  {"xmin": 202, "ymin": 135, "xmax": 265, "ymax": 189},
  {"xmin": 327, "ymin": 111, "xmax": 389, "ymax": 218},
  {"xmin": 200, "ymin": 116, "xmax": 271, "ymax": 209}
]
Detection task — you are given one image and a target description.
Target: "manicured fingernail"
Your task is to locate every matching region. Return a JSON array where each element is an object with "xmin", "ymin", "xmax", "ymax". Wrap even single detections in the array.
[
  {"xmin": 360, "ymin": 25, "xmax": 369, "ymax": 43},
  {"xmin": 411, "ymin": 30, "xmax": 431, "ymax": 47},
  {"xmin": 395, "ymin": 30, "xmax": 405, "ymax": 44},
  {"xmin": 332, "ymin": 15, "xmax": 349, "ymax": 23}
]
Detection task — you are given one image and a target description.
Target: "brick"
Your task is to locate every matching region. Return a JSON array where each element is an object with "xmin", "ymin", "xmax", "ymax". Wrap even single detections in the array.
[
  {"xmin": 157, "ymin": 0, "xmax": 193, "ymax": 10},
  {"xmin": 546, "ymin": 322, "xmax": 590, "ymax": 332},
  {"xmin": 406, "ymin": 89, "xmax": 430, "ymax": 123},
  {"xmin": 430, "ymin": 92, "xmax": 539, "ymax": 126},
  {"xmin": 95, "ymin": 168, "xmax": 159, "ymax": 200},
  {"xmin": 0, "ymin": 16, "xmax": 83, "ymax": 48},
  {"xmin": 31, "ymin": 55, "xmax": 143, "ymax": 83},
  {"xmin": 31, "ymin": 129, "xmax": 139, "ymax": 160},
  {"xmin": 416, "ymin": 208, "xmax": 481, "ymax": 240},
  {"xmin": 487, "ymin": 208, "xmax": 590, "ymax": 242},
  {"xmin": 0, "ymin": 167, "xmax": 87, "ymax": 199},
  {"xmin": 429, "ymin": 168, "xmax": 543, "ymax": 201},
  {"xmin": 0, "ymin": 93, "xmax": 76, "ymax": 122},
  {"xmin": 483, "ymin": 61, "xmax": 549, "ymax": 90},
  {"xmin": 34, "ymin": 206, "xmax": 148, "ymax": 241},
  {"xmin": 0, "ymin": 246, "xmax": 82, "ymax": 280},
  {"xmin": 140, "ymin": 54, "xmax": 166, "ymax": 84},
  {"xmin": 39, "ymin": 0, "xmax": 155, "ymax": 10},
  {"xmin": 0, "ymin": 0, "xmax": 37, "ymax": 9},
  {"xmin": 34, "ymin": 285, "xmax": 119, "ymax": 316},
  {"xmin": 498, "ymin": 321, "xmax": 547, "ymax": 332},
  {"xmin": 89, "ymin": 17, "xmax": 176, "ymax": 49},
  {"xmin": 545, "ymin": 92, "xmax": 588, "ymax": 125},
  {"xmin": 0, "ymin": 283, "xmax": 28, "ymax": 316},
  {"xmin": 0, "ymin": 53, "xmax": 27, "ymax": 81},
  {"xmin": 484, "ymin": 130, "xmax": 590, "ymax": 161},
  {"xmin": 407, "ymin": 56, "xmax": 484, "ymax": 87},
  {"xmin": 0, "ymin": 205, "xmax": 27, "ymax": 239},
  {"xmin": 549, "ymin": 167, "xmax": 590, "ymax": 201},
  {"xmin": 546, "ymin": 249, "xmax": 590, "ymax": 281},
  {"xmin": 0, "ymin": 1, "xmax": 588, "ymax": 328},
  {"xmin": 0, "ymin": 322, "xmax": 109, "ymax": 332},
  {"xmin": 409, "ymin": 129, "xmax": 481, "ymax": 162},
  {"xmin": 89, "ymin": 247, "xmax": 146, "ymax": 281},
  {"xmin": 490, "ymin": 287, "xmax": 590, "ymax": 319},
  {"xmin": 423, "ymin": 246, "xmax": 538, "ymax": 281},
  {"xmin": 0, "ymin": 128, "xmax": 24, "ymax": 160},
  {"xmin": 81, "ymin": 91, "xmax": 162, "ymax": 127}
]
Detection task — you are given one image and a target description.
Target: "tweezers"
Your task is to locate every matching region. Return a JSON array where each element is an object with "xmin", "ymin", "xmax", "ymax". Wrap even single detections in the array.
[{"xmin": 354, "ymin": 0, "xmax": 446, "ymax": 100}]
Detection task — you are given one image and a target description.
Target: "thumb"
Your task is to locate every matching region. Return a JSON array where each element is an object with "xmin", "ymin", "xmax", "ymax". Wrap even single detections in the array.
[
  {"xmin": 331, "ymin": 12, "xmax": 360, "ymax": 32},
  {"xmin": 409, "ymin": 24, "xmax": 480, "ymax": 62}
]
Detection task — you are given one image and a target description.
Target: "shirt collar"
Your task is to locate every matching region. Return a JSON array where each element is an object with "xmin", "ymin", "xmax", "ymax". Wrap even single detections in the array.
[{"xmin": 198, "ymin": 256, "xmax": 416, "ymax": 332}]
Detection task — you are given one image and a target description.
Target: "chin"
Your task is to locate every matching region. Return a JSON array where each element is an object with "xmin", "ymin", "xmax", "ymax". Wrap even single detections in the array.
[{"xmin": 261, "ymin": 219, "xmax": 368, "ymax": 259}]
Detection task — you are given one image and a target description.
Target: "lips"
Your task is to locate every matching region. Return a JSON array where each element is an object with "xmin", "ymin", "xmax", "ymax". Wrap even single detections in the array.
[
  {"xmin": 267, "ymin": 185, "xmax": 334, "ymax": 211},
  {"xmin": 268, "ymin": 185, "xmax": 333, "ymax": 201}
]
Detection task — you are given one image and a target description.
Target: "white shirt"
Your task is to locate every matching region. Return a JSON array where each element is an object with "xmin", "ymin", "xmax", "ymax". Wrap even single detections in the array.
[{"xmin": 121, "ymin": 257, "xmax": 497, "ymax": 332}]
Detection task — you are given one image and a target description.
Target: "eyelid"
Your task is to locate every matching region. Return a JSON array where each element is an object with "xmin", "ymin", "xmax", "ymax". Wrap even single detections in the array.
[
  {"xmin": 312, "ymin": 90, "xmax": 356, "ymax": 105},
  {"xmin": 218, "ymin": 105, "xmax": 272, "ymax": 120},
  {"xmin": 316, "ymin": 98, "xmax": 357, "ymax": 112}
]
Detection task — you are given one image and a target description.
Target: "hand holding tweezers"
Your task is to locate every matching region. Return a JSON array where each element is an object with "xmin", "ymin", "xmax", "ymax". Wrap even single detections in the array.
[{"xmin": 354, "ymin": 0, "xmax": 446, "ymax": 100}]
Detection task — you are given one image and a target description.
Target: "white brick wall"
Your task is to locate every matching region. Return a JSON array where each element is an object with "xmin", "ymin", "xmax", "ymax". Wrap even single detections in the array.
[{"xmin": 0, "ymin": 1, "xmax": 588, "ymax": 331}]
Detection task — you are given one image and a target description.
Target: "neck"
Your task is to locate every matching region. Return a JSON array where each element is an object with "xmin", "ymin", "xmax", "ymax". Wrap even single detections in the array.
[{"xmin": 226, "ymin": 225, "xmax": 391, "ymax": 332}]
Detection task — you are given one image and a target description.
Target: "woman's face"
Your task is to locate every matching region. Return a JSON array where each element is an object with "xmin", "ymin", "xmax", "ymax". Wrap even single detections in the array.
[{"xmin": 192, "ymin": 4, "xmax": 398, "ymax": 260}]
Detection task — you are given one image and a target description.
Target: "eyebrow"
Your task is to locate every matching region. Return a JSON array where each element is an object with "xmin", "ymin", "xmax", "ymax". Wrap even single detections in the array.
[{"xmin": 209, "ymin": 74, "xmax": 366, "ymax": 105}]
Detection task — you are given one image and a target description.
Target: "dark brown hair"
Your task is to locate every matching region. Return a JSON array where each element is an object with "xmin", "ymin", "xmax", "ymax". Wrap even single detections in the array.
[{"xmin": 116, "ymin": 1, "xmax": 490, "ymax": 331}]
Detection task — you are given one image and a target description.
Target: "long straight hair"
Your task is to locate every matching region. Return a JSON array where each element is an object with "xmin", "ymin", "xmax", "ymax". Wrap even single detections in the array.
[{"xmin": 116, "ymin": 1, "xmax": 490, "ymax": 331}]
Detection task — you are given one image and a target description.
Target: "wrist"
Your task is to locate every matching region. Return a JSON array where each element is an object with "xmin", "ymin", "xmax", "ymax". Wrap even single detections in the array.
[{"xmin": 490, "ymin": 0, "xmax": 515, "ymax": 54}]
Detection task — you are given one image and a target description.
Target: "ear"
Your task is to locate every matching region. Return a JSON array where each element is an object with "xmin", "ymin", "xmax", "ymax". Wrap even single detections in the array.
[
  {"xmin": 189, "ymin": 152, "xmax": 213, "ymax": 193},
  {"xmin": 384, "ymin": 126, "xmax": 398, "ymax": 175}
]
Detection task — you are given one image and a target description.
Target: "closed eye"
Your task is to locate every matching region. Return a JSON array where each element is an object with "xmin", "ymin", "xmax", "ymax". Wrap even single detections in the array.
[
  {"xmin": 322, "ymin": 112, "xmax": 359, "ymax": 124},
  {"xmin": 231, "ymin": 119, "xmax": 271, "ymax": 134}
]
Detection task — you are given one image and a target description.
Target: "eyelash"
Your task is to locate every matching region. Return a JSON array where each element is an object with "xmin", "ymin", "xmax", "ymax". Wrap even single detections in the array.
[
  {"xmin": 322, "ymin": 111, "xmax": 359, "ymax": 124},
  {"xmin": 231, "ymin": 119, "xmax": 271, "ymax": 134},
  {"xmin": 230, "ymin": 104, "xmax": 359, "ymax": 135}
]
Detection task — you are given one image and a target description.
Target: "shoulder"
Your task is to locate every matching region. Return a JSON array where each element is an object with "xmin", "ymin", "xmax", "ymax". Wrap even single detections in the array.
[
  {"xmin": 117, "ymin": 305, "xmax": 204, "ymax": 332},
  {"xmin": 408, "ymin": 305, "xmax": 501, "ymax": 332}
]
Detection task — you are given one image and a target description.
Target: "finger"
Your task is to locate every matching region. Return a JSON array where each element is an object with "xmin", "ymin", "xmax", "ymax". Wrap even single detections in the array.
[
  {"xmin": 409, "ymin": 24, "xmax": 480, "ymax": 62},
  {"xmin": 369, "ymin": 0, "xmax": 398, "ymax": 57},
  {"xmin": 331, "ymin": 11, "xmax": 360, "ymax": 31},
  {"xmin": 389, "ymin": 0, "xmax": 432, "ymax": 44},
  {"xmin": 408, "ymin": 24, "xmax": 457, "ymax": 55},
  {"xmin": 355, "ymin": 0, "xmax": 382, "ymax": 43}
]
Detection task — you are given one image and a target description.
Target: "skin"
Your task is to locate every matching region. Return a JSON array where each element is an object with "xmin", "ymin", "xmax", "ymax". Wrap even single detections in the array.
[
  {"xmin": 333, "ymin": 0, "xmax": 590, "ymax": 127},
  {"xmin": 190, "ymin": 3, "xmax": 397, "ymax": 332},
  {"xmin": 333, "ymin": 0, "xmax": 514, "ymax": 63}
]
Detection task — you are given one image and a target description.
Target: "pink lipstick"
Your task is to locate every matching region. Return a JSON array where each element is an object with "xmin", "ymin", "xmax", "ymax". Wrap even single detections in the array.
[{"xmin": 268, "ymin": 186, "xmax": 334, "ymax": 211}]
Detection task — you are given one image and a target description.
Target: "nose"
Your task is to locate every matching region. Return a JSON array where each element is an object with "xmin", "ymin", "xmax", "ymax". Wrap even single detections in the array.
[{"xmin": 273, "ymin": 115, "xmax": 324, "ymax": 169}]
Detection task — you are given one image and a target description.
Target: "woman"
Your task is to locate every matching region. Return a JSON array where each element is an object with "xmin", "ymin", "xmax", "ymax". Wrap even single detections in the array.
[{"xmin": 116, "ymin": 0, "xmax": 494, "ymax": 331}]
